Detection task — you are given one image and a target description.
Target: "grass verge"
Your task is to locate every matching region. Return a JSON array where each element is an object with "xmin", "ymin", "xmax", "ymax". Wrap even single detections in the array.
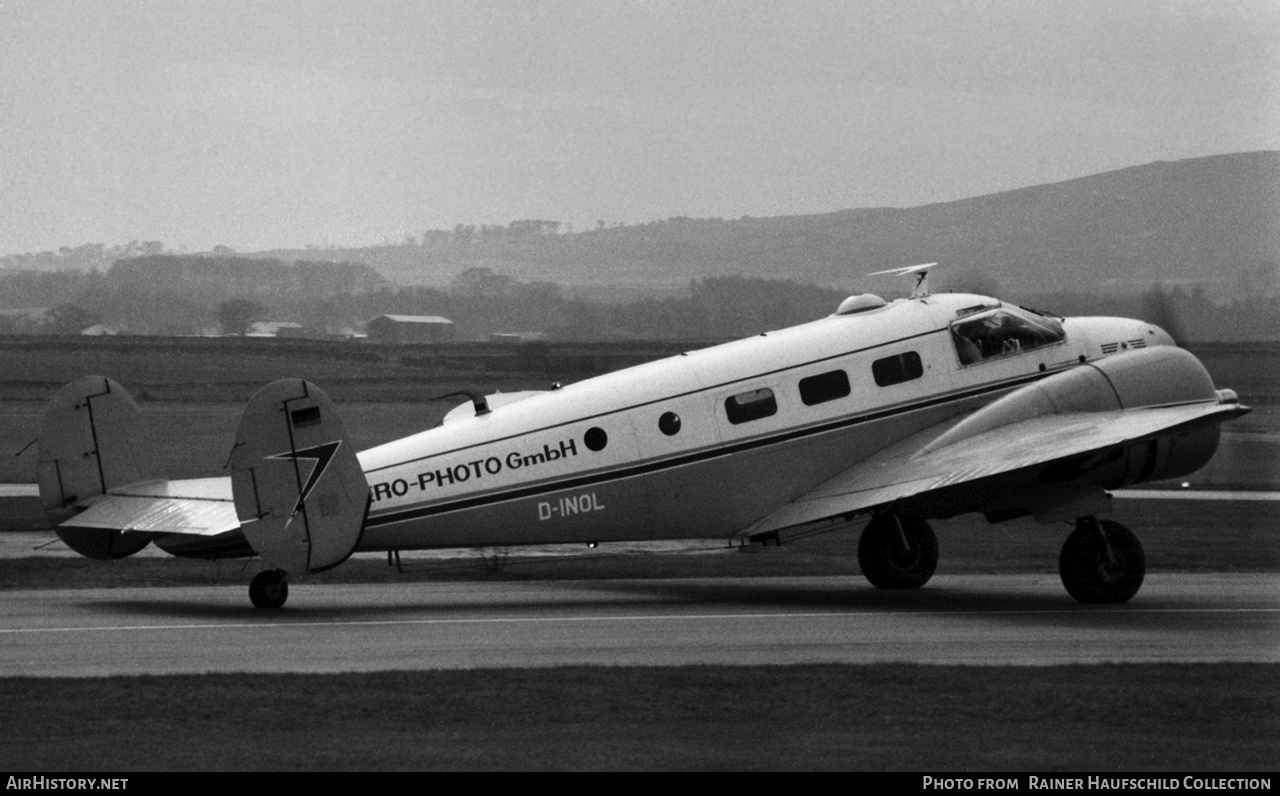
[{"xmin": 0, "ymin": 664, "xmax": 1274, "ymax": 771}]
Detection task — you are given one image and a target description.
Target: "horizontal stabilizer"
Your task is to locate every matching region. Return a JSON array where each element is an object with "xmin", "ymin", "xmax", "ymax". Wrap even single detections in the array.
[{"xmin": 61, "ymin": 478, "xmax": 238, "ymax": 536}]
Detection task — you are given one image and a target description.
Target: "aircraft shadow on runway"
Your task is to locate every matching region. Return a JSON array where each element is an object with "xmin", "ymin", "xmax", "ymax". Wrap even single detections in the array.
[
  {"xmin": 75, "ymin": 576, "xmax": 1179, "ymax": 625},
  {"xmin": 593, "ymin": 578, "xmax": 1240, "ymax": 633}
]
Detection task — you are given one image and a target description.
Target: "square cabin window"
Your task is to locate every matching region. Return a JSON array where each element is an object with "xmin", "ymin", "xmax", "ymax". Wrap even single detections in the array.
[
  {"xmin": 872, "ymin": 351, "xmax": 924, "ymax": 387},
  {"xmin": 725, "ymin": 387, "xmax": 777, "ymax": 424},
  {"xmin": 799, "ymin": 369, "xmax": 851, "ymax": 406}
]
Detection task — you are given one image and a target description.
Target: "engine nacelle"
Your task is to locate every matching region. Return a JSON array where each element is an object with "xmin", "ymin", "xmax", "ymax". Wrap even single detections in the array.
[
  {"xmin": 1086, "ymin": 424, "xmax": 1221, "ymax": 490},
  {"xmin": 1059, "ymin": 346, "xmax": 1223, "ymax": 486},
  {"xmin": 927, "ymin": 347, "xmax": 1224, "ymax": 495},
  {"xmin": 926, "ymin": 346, "xmax": 1219, "ymax": 454},
  {"xmin": 1089, "ymin": 345, "xmax": 1217, "ymax": 409}
]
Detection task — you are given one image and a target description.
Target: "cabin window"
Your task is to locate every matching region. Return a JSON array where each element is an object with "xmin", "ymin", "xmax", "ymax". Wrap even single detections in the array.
[
  {"xmin": 584, "ymin": 427, "xmax": 608, "ymax": 451},
  {"xmin": 725, "ymin": 388, "xmax": 777, "ymax": 425},
  {"xmin": 658, "ymin": 411, "xmax": 682, "ymax": 436},
  {"xmin": 950, "ymin": 307, "xmax": 1065, "ymax": 366},
  {"xmin": 872, "ymin": 352, "xmax": 924, "ymax": 387},
  {"xmin": 799, "ymin": 370, "xmax": 851, "ymax": 406}
]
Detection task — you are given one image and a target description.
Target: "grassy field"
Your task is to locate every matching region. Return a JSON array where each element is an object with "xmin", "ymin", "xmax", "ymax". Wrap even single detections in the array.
[
  {"xmin": 0, "ymin": 665, "xmax": 1274, "ymax": 771},
  {"xmin": 0, "ymin": 335, "xmax": 692, "ymax": 481},
  {"xmin": 0, "ymin": 335, "xmax": 701, "ymax": 402},
  {"xmin": 0, "ymin": 401, "xmax": 440, "ymax": 482}
]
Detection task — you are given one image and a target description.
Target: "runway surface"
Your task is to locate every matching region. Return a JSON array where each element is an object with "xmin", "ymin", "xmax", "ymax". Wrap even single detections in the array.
[{"xmin": 1, "ymin": 573, "xmax": 1276, "ymax": 677}]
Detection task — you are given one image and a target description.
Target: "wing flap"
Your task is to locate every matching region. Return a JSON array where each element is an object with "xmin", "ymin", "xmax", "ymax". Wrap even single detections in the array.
[
  {"xmin": 750, "ymin": 401, "xmax": 1246, "ymax": 534},
  {"xmin": 60, "ymin": 478, "xmax": 239, "ymax": 536}
]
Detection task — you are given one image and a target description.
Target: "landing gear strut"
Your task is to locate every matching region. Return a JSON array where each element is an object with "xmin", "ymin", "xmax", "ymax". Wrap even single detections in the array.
[
  {"xmin": 858, "ymin": 514, "xmax": 938, "ymax": 589},
  {"xmin": 249, "ymin": 569, "xmax": 289, "ymax": 609},
  {"xmin": 1059, "ymin": 518, "xmax": 1145, "ymax": 604}
]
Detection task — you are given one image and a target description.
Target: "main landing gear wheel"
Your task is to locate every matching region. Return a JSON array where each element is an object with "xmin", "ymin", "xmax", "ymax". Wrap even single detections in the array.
[
  {"xmin": 249, "ymin": 570, "xmax": 289, "ymax": 610},
  {"xmin": 858, "ymin": 514, "xmax": 938, "ymax": 589},
  {"xmin": 1059, "ymin": 518, "xmax": 1145, "ymax": 604}
]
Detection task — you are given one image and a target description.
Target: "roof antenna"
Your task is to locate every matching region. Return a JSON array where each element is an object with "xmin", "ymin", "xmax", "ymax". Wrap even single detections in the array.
[
  {"xmin": 432, "ymin": 390, "xmax": 491, "ymax": 416},
  {"xmin": 869, "ymin": 262, "xmax": 938, "ymax": 299}
]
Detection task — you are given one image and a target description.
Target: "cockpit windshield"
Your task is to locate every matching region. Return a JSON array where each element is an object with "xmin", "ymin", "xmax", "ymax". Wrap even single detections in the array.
[{"xmin": 950, "ymin": 305, "xmax": 1065, "ymax": 365}]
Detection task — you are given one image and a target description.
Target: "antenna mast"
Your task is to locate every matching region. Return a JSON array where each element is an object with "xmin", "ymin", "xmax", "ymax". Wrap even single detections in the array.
[{"xmin": 869, "ymin": 262, "xmax": 939, "ymax": 298}]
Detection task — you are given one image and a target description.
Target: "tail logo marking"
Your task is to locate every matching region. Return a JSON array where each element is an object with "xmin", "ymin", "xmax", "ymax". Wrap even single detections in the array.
[{"xmin": 267, "ymin": 441, "xmax": 343, "ymax": 518}]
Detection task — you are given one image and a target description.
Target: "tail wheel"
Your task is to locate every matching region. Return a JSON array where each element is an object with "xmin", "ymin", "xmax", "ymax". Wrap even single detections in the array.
[
  {"xmin": 858, "ymin": 514, "xmax": 938, "ymax": 589},
  {"xmin": 1059, "ymin": 519, "xmax": 1145, "ymax": 604},
  {"xmin": 249, "ymin": 570, "xmax": 289, "ymax": 610}
]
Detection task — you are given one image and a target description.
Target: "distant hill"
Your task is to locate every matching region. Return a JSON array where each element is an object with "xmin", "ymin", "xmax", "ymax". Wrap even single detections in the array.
[
  {"xmin": 6, "ymin": 152, "xmax": 1275, "ymax": 302},
  {"xmin": 255, "ymin": 151, "xmax": 1278, "ymax": 300}
]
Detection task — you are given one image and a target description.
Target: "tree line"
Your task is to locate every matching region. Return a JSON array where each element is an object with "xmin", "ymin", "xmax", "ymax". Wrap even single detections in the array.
[
  {"xmin": 0, "ymin": 255, "xmax": 855, "ymax": 339},
  {"xmin": 0, "ymin": 255, "xmax": 1276, "ymax": 342}
]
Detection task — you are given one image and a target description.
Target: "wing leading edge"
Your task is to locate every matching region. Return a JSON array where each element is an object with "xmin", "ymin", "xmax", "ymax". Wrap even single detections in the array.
[{"xmin": 748, "ymin": 399, "xmax": 1248, "ymax": 537}]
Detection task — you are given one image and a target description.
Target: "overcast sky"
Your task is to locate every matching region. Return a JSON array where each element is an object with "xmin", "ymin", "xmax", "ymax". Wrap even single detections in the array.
[{"xmin": 1, "ymin": 0, "xmax": 1277, "ymax": 255}]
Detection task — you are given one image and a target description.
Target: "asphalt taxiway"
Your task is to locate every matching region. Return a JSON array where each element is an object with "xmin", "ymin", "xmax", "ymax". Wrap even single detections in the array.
[{"xmin": 0, "ymin": 573, "xmax": 1275, "ymax": 677}]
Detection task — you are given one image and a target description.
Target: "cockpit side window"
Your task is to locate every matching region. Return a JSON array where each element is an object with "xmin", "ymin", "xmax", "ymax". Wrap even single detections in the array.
[{"xmin": 950, "ymin": 308, "xmax": 1064, "ymax": 366}]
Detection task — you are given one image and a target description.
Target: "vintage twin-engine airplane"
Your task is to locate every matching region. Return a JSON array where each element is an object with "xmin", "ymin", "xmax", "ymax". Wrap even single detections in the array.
[{"xmin": 36, "ymin": 265, "xmax": 1248, "ymax": 609}]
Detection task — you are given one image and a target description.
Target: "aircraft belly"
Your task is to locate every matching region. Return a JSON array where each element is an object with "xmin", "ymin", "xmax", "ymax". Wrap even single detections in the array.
[{"xmin": 643, "ymin": 461, "xmax": 737, "ymax": 539}]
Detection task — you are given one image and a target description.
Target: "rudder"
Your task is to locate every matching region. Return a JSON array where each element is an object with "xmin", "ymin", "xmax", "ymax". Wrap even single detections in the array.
[
  {"xmin": 37, "ymin": 376, "xmax": 158, "ymax": 558},
  {"xmin": 228, "ymin": 379, "xmax": 367, "ymax": 575}
]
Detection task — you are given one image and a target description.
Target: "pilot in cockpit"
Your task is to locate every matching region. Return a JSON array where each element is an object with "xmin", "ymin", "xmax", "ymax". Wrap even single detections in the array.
[{"xmin": 953, "ymin": 326, "xmax": 983, "ymax": 365}]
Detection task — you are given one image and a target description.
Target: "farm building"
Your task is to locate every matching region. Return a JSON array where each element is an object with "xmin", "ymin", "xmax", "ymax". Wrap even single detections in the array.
[
  {"xmin": 366, "ymin": 314, "xmax": 456, "ymax": 343},
  {"xmin": 245, "ymin": 321, "xmax": 306, "ymax": 338}
]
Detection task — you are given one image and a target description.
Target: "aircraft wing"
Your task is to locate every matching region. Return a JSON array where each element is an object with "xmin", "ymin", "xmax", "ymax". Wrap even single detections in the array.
[
  {"xmin": 59, "ymin": 477, "xmax": 240, "ymax": 536},
  {"xmin": 747, "ymin": 400, "xmax": 1247, "ymax": 536}
]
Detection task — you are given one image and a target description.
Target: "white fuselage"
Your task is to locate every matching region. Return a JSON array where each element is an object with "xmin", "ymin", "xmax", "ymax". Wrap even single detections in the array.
[{"xmin": 352, "ymin": 293, "xmax": 1169, "ymax": 550}]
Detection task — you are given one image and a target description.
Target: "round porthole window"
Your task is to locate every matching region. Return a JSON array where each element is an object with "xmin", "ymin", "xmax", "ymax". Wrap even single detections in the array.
[
  {"xmin": 658, "ymin": 411, "xmax": 681, "ymax": 436},
  {"xmin": 584, "ymin": 427, "xmax": 608, "ymax": 452}
]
